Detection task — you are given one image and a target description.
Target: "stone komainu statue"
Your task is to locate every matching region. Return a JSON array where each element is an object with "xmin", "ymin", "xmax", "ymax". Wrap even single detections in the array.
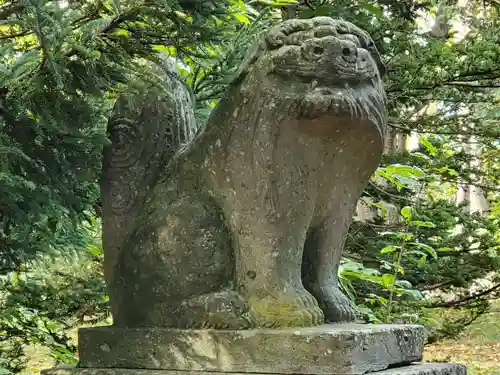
[{"xmin": 101, "ymin": 17, "xmax": 387, "ymax": 329}]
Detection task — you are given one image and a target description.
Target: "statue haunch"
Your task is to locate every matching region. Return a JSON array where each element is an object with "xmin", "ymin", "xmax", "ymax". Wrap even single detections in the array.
[{"xmin": 101, "ymin": 17, "xmax": 388, "ymax": 329}]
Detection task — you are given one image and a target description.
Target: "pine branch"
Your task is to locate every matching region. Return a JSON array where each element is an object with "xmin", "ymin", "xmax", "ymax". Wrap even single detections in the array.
[
  {"xmin": 435, "ymin": 247, "xmax": 494, "ymax": 257},
  {"xmin": 439, "ymin": 177, "xmax": 498, "ymax": 192},
  {"xmin": 368, "ymin": 181, "xmax": 413, "ymax": 202},
  {"xmin": 0, "ymin": 30, "xmax": 32, "ymax": 40},
  {"xmin": 420, "ymin": 280, "xmax": 454, "ymax": 291},
  {"xmin": 389, "ymin": 69, "xmax": 500, "ymax": 93},
  {"xmin": 99, "ymin": 8, "xmax": 141, "ymax": 34},
  {"xmin": 426, "ymin": 283, "xmax": 500, "ymax": 308},
  {"xmin": 0, "ymin": 0, "xmax": 24, "ymax": 20},
  {"xmin": 388, "ymin": 123, "xmax": 500, "ymax": 138}
]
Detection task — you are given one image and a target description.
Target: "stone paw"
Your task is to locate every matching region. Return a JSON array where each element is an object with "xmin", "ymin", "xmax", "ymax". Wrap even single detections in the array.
[
  {"xmin": 246, "ymin": 289, "xmax": 324, "ymax": 328},
  {"xmin": 308, "ymin": 283, "xmax": 356, "ymax": 323},
  {"xmin": 174, "ymin": 290, "xmax": 252, "ymax": 329}
]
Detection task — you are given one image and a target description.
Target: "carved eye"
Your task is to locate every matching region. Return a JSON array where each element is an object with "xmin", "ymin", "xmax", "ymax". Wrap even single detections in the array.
[
  {"xmin": 266, "ymin": 31, "xmax": 285, "ymax": 49},
  {"xmin": 302, "ymin": 43, "xmax": 324, "ymax": 60}
]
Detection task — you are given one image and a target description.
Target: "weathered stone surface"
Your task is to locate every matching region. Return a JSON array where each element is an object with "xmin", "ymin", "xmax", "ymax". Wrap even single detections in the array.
[
  {"xmin": 42, "ymin": 363, "xmax": 467, "ymax": 375},
  {"xmin": 78, "ymin": 324, "xmax": 423, "ymax": 374},
  {"xmin": 375, "ymin": 364, "xmax": 467, "ymax": 375},
  {"xmin": 101, "ymin": 16, "xmax": 389, "ymax": 329},
  {"xmin": 100, "ymin": 56, "xmax": 200, "ymax": 325}
]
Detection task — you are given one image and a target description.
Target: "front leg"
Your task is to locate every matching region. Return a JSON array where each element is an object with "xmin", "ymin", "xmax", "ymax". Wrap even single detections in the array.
[
  {"xmin": 234, "ymin": 207, "xmax": 325, "ymax": 328},
  {"xmin": 302, "ymin": 141, "xmax": 382, "ymax": 322},
  {"xmin": 302, "ymin": 216, "xmax": 357, "ymax": 323}
]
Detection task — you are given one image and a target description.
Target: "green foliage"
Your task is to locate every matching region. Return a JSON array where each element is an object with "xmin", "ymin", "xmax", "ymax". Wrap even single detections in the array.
[
  {"xmin": 0, "ymin": 220, "xmax": 106, "ymax": 373},
  {"xmin": 0, "ymin": 0, "xmax": 292, "ymax": 271}
]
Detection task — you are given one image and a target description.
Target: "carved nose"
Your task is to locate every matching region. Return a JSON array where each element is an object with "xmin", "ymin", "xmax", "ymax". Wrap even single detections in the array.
[
  {"xmin": 313, "ymin": 46, "xmax": 325, "ymax": 55},
  {"xmin": 342, "ymin": 47, "xmax": 353, "ymax": 57}
]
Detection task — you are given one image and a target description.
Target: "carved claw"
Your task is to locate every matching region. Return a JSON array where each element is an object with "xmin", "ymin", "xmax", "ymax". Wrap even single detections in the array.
[
  {"xmin": 247, "ymin": 290, "xmax": 325, "ymax": 328},
  {"xmin": 308, "ymin": 283, "xmax": 356, "ymax": 323},
  {"xmin": 175, "ymin": 291, "xmax": 252, "ymax": 330}
]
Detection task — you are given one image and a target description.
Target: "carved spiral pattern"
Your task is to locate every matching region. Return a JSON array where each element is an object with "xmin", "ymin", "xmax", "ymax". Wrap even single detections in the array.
[
  {"xmin": 107, "ymin": 118, "xmax": 144, "ymax": 169},
  {"xmin": 108, "ymin": 179, "xmax": 138, "ymax": 215},
  {"xmin": 105, "ymin": 117, "xmax": 143, "ymax": 215}
]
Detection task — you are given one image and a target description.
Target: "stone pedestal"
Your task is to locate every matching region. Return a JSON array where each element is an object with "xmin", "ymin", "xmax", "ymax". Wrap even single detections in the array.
[
  {"xmin": 76, "ymin": 324, "xmax": 424, "ymax": 374},
  {"xmin": 43, "ymin": 364, "xmax": 467, "ymax": 375},
  {"xmin": 42, "ymin": 324, "xmax": 466, "ymax": 375}
]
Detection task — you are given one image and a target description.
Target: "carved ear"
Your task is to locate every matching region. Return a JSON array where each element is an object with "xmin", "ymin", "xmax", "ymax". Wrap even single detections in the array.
[
  {"xmin": 349, "ymin": 26, "xmax": 386, "ymax": 78},
  {"xmin": 367, "ymin": 42, "xmax": 386, "ymax": 78},
  {"xmin": 233, "ymin": 37, "xmax": 264, "ymax": 85}
]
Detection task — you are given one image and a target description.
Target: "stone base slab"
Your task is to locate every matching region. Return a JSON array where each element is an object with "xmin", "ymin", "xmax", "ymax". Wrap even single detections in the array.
[
  {"xmin": 77, "ymin": 324, "xmax": 425, "ymax": 374},
  {"xmin": 42, "ymin": 363, "xmax": 467, "ymax": 375}
]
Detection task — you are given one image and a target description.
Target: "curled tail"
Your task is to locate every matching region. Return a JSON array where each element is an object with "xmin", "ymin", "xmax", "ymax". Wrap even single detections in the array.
[{"xmin": 100, "ymin": 58, "xmax": 198, "ymax": 319}]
